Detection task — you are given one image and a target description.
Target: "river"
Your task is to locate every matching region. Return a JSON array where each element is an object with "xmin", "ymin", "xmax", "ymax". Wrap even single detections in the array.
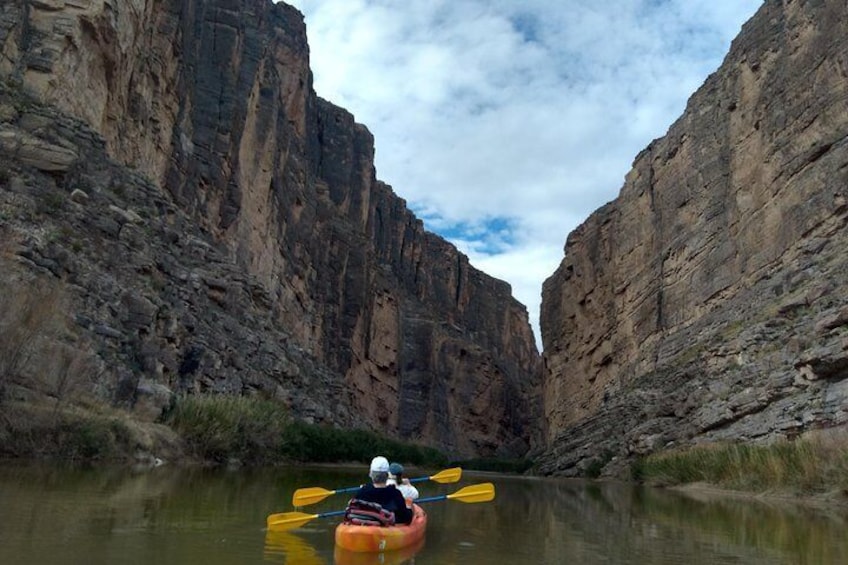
[{"xmin": 0, "ymin": 462, "xmax": 845, "ymax": 564}]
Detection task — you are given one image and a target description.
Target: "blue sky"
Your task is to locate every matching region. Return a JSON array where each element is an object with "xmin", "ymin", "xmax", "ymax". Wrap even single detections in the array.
[{"xmin": 281, "ymin": 0, "xmax": 764, "ymax": 346}]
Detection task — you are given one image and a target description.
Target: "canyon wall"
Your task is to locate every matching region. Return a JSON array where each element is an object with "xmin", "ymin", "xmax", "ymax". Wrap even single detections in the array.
[
  {"xmin": 0, "ymin": 0, "xmax": 540, "ymax": 458},
  {"xmin": 539, "ymin": 0, "xmax": 848, "ymax": 475}
]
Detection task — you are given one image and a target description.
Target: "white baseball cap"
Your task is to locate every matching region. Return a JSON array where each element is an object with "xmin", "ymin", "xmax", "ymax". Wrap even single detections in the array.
[{"xmin": 369, "ymin": 456, "xmax": 390, "ymax": 473}]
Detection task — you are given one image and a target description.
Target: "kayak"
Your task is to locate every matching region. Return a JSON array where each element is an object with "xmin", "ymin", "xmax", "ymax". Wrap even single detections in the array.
[
  {"xmin": 334, "ymin": 504, "xmax": 427, "ymax": 553},
  {"xmin": 334, "ymin": 537, "xmax": 425, "ymax": 565}
]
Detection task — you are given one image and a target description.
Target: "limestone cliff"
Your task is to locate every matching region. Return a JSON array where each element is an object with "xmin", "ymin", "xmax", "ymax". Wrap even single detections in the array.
[
  {"xmin": 0, "ymin": 0, "xmax": 540, "ymax": 458},
  {"xmin": 539, "ymin": 0, "xmax": 848, "ymax": 475}
]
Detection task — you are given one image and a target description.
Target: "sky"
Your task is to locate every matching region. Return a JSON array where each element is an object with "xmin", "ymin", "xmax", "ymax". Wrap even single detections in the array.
[{"xmin": 280, "ymin": 0, "xmax": 764, "ymax": 347}]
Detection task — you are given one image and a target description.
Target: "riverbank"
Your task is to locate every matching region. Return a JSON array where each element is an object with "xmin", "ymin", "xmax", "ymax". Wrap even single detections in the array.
[
  {"xmin": 0, "ymin": 394, "xmax": 449, "ymax": 468},
  {"xmin": 669, "ymin": 481, "xmax": 848, "ymax": 513},
  {"xmin": 634, "ymin": 427, "xmax": 848, "ymax": 507}
]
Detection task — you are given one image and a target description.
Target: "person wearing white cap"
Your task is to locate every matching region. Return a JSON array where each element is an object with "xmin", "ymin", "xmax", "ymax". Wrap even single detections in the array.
[
  {"xmin": 351, "ymin": 456, "xmax": 413, "ymax": 524},
  {"xmin": 387, "ymin": 462, "xmax": 419, "ymax": 507}
]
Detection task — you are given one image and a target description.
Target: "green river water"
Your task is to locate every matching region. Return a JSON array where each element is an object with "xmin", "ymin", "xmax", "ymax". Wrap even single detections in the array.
[{"xmin": 0, "ymin": 462, "xmax": 845, "ymax": 564}]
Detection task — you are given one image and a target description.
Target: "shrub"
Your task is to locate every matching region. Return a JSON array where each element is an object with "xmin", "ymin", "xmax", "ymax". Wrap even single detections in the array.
[
  {"xmin": 164, "ymin": 394, "xmax": 450, "ymax": 467},
  {"xmin": 164, "ymin": 394, "xmax": 288, "ymax": 464},
  {"xmin": 0, "ymin": 274, "xmax": 67, "ymax": 398},
  {"xmin": 53, "ymin": 415, "xmax": 132, "ymax": 460},
  {"xmin": 280, "ymin": 421, "xmax": 448, "ymax": 467},
  {"xmin": 0, "ymin": 404, "xmax": 133, "ymax": 461}
]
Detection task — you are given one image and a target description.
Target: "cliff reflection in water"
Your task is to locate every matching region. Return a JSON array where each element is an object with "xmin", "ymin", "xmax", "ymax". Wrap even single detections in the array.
[
  {"xmin": 1, "ymin": 464, "xmax": 847, "ymax": 564},
  {"xmin": 522, "ymin": 477, "xmax": 848, "ymax": 564}
]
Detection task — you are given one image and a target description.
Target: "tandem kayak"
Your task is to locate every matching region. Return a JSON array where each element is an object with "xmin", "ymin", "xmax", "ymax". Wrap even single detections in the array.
[{"xmin": 334, "ymin": 504, "xmax": 427, "ymax": 553}]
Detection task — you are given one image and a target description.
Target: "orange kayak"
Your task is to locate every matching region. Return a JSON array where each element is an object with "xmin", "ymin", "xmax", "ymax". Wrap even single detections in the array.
[
  {"xmin": 334, "ymin": 537, "xmax": 425, "ymax": 565},
  {"xmin": 334, "ymin": 505, "xmax": 426, "ymax": 553}
]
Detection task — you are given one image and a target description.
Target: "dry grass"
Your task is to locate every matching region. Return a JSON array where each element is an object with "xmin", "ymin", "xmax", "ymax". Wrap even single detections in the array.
[
  {"xmin": 0, "ymin": 265, "xmax": 131, "ymax": 459},
  {"xmin": 0, "ymin": 276, "xmax": 66, "ymax": 395},
  {"xmin": 0, "ymin": 401, "xmax": 137, "ymax": 460},
  {"xmin": 0, "ymin": 256, "xmax": 107, "ymax": 422},
  {"xmin": 0, "ymin": 270, "xmax": 100, "ymax": 408},
  {"xmin": 635, "ymin": 428, "xmax": 848, "ymax": 495}
]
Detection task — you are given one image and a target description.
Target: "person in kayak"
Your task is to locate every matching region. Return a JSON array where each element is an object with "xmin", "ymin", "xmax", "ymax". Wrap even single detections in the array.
[
  {"xmin": 387, "ymin": 462, "xmax": 419, "ymax": 507},
  {"xmin": 353, "ymin": 456, "xmax": 413, "ymax": 525}
]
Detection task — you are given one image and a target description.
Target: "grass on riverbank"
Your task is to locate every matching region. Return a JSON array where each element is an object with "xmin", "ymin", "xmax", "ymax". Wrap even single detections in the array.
[
  {"xmin": 633, "ymin": 429, "xmax": 848, "ymax": 494},
  {"xmin": 164, "ymin": 395, "xmax": 288, "ymax": 465},
  {"xmin": 164, "ymin": 394, "xmax": 449, "ymax": 467},
  {"xmin": 0, "ymin": 401, "xmax": 143, "ymax": 460},
  {"xmin": 2, "ymin": 393, "xmax": 451, "ymax": 468}
]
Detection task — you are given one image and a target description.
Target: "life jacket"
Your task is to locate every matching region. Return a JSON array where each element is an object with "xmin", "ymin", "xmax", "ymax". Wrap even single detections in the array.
[{"xmin": 343, "ymin": 498, "xmax": 396, "ymax": 527}]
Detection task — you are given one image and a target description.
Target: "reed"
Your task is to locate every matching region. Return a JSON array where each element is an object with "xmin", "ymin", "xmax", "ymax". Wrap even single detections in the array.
[
  {"xmin": 634, "ymin": 429, "xmax": 848, "ymax": 494},
  {"xmin": 165, "ymin": 395, "xmax": 449, "ymax": 467},
  {"xmin": 164, "ymin": 394, "xmax": 288, "ymax": 464}
]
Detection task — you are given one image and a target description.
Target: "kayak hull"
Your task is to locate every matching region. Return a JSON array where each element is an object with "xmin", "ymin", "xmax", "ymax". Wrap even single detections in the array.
[{"xmin": 334, "ymin": 504, "xmax": 426, "ymax": 553}]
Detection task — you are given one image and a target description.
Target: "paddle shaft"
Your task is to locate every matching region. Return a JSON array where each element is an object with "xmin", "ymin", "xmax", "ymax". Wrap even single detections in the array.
[
  {"xmin": 316, "ymin": 509, "xmax": 346, "ymax": 519},
  {"xmin": 303, "ymin": 489, "xmax": 445, "ymax": 506},
  {"xmin": 327, "ymin": 468, "xmax": 458, "ymax": 491},
  {"xmin": 270, "ymin": 482, "xmax": 494, "ymax": 530},
  {"xmin": 416, "ymin": 494, "xmax": 449, "ymax": 503},
  {"xmin": 332, "ymin": 485, "xmax": 360, "ymax": 495},
  {"xmin": 329, "ymin": 474, "xmax": 438, "ymax": 491},
  {"xmin": 292, "ymin": 467, "xmax": 461, "ymax": 506}
]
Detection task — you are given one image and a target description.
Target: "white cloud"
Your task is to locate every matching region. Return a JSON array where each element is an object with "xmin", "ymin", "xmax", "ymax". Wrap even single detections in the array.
[{"xmin": 281, "ymin": 0, "xmax": 764, "ymax": 348}]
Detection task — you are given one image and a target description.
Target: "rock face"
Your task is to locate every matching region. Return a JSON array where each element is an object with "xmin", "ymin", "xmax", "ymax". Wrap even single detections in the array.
[
  {"xmin": 539, "ymin": 0, "xmax": 848, "ymax": 475},
  {"xmin": 0, "ymin": 1, "xmax": 541, "ymax": 458}
]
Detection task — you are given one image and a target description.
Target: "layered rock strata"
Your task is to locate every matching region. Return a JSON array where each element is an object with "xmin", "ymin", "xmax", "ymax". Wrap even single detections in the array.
[
  {"xmin": 0, "ymin": 1, "xmax": 541, "ymax": 458},
  {"xmin": 539, "ymin": 0, "xmax": 848, "ymax": 475}
]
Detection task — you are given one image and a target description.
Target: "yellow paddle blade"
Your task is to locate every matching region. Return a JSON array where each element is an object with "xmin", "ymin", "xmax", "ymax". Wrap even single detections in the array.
[
  {"xmin": 429, "ymin": 467, "xmax": 462, "ymax": 484},
  {"xmin": 447, "ymin": 482, "xmax": 495, "ymax": 503},
  {"xmin": 266, "ymin": 511, "xmax": 320, "ymax": 531},
  {"xmin": 292, "ymin": 487, "xmax": 336, "ymax": 507}
]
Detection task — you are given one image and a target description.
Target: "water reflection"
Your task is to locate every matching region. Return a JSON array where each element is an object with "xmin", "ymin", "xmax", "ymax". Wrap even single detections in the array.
[
  {"xmin": 264, "ymin": 530, "xmax": 324, "ymax": 565},
  {"xmin": 334, "ymin": 538, "xmax": 424, "ymax": 565},
  {"xmin": 512, "ymin": 477, "xmax": 848, "ymax": 564},
  {"xmin": 264, "ymin": 515, "xmax": 425, "ymax": 565},
  {"xmin": 0, "ymin": 463, "xmax": 846, "ymax": 564}
]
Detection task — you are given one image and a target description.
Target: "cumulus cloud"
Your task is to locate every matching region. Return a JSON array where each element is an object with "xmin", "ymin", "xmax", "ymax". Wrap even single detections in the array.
[{"xmin": 282, "ymin": 0, "xmax": 764, "ymax": 346}]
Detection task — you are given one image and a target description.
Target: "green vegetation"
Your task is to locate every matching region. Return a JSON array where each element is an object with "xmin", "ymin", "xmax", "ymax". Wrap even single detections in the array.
[
  {"xmin": 0, "ymin": 263, "xmax": 462, "ymax": 471},
  {"xmin": 163, "ymin": 395, "xmax": 288, "ymax": 465},
  {"xmin": 633, "ymin": 431, "xmax": 848, "ymax": 494},
  {"xmin": 279, "ymin": 420, "xmax": 448, "ymax": 467},
  {"xmin": 37, "ymin": 190, "xmax": 64, "ymax": 215},
  {"xmin": 453, "ymin": 457, "xmax": 534, "ymax": 474},
  {"xmin": 163, "ymin": 394, "xmax": 449, "ymax": 467},
  {"xmin": 50, "ymin": 413, "xmax": 134, "ymax": 459},
  {"xmin": 584, "ymin": 449, "xmax": 614, "ymax": 478},
  {"xmin": 0, "ymin": 404, "xmax": 134, "ymax": 460}
]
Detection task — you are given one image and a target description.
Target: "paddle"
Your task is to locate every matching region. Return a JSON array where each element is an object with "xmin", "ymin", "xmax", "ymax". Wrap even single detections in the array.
[
  {"xmin": 416, "ymin": 481, "xmax": 495, "ymax": 504},
  {"xmin": 268, "ymin": 482, "xmax": 495, "ymax": 531},
  {"xmin": 291, "ymin": 467, "xmax": 462, "ymax": 507}
]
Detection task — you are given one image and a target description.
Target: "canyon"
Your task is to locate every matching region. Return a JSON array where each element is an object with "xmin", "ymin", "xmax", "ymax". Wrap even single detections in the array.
[
  {"xmin": 0, "ymin": 0, "xmax": 540, "ymax": 460},
  {"xmin": 538, "ymin": 0, "xmax": 848, "ymax": 475},
  {"xmin": 1, "ymin": 0, "xmax": 846, "ymax": 475}
]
